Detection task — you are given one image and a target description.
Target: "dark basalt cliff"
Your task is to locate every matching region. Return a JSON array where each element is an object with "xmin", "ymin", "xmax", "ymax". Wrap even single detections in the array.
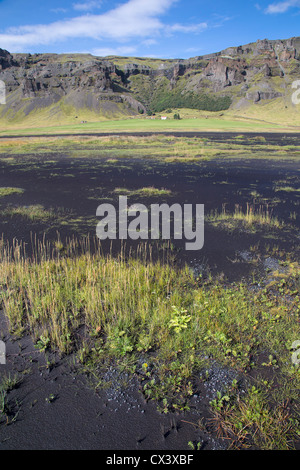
[{"xmin": 0, "ymin": 36, "xmax": 299, "ymax": 121}]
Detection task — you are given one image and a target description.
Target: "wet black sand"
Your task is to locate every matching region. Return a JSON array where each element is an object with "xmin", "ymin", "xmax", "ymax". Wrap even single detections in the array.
[
  {"xmin": 0, "ymin": 311, "xmax": 233, "ymax": 451},
  {"xmin": 0, "ymin": 148, "xmax": 298, "ymax": 280}
]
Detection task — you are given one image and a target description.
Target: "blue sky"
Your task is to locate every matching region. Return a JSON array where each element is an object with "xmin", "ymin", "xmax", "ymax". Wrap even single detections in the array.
[{"xmin": 0, "ymin": 0, "xmax": 299, "ymax": 58}]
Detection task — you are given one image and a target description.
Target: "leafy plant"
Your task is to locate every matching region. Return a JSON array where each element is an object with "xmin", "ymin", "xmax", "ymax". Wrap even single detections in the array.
[
  {"xmin": 168, "ymin": 306, "xmax": 191, "ymax": 333},
  {"xmin": 210, "ymin": 391, "xmax": 231, "ymax": 411},
  {"xmin": 107, "ymin": 327, "xmax": 134, "ymax": 357},
  {"xmin": 262, "ymin": 355, "xmax": 279, "ymax": 368},
  {"xmin": 188, "ymin": 441, "xmax": 202, "ymax": 450},
  {"xmin": 35, "ymin": 334, "xmax": 50, "ymax": 352}
]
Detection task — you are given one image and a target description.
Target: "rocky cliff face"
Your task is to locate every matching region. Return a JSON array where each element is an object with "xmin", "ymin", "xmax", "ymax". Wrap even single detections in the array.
[
  {"xmin": 117, "ymin": 37, "xmax": 300, "ymax": 111},
  {"xmin": 0, "ymin": 36, "xmax": 299, "ymax": 122},
  {"xmin": 1, "ymin": 52, "xmax": 114, "ymax": 97}
]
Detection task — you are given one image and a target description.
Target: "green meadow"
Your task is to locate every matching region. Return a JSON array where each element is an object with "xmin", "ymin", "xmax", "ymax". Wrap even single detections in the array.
[{"xmin": 0, "ymin": 115, "xmax": 286, "ymax": 137}]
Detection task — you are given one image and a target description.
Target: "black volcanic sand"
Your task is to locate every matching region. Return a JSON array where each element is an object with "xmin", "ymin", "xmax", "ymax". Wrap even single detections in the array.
[
  {"xmin": 0, "ymin": 132, "xmax": 299, "ymax": 450},
  {"xmin": 0, "ymin": 140, "xmax": 299, "ymax": 281},
  {"xmin": 0, "ymin": 311, "xmax": 231, "ymax": 451}
]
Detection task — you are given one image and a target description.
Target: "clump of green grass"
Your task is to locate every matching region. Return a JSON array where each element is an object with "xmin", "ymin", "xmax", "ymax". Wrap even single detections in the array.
[
  {"xmin": 0, "ymin": 373, "xmax": 22, "ymax": 424},
  {"xmin": 232, "ymin": 204, "xmax": 282, "ymax": 228},
  {"xmin": 274, "ymin": 185, "xmax": 300, "ymax": 193},
  {"xmin": 0, "ymin": 187, "xmax": 25, "ymax": 198},
  {"xmin": 0, "ymin": 204, "xmax": 57, "ymax": 221},
  {"xmin": 210, "ymin": 384, "xmax": 300, "ymax": 450},
  {"xmin": 207, "ymin": 203, "xmax": 284, "ymax": 232},
  {"xmin": 113, "ymin": 186, "xmax": 172, "ymax": 197}
]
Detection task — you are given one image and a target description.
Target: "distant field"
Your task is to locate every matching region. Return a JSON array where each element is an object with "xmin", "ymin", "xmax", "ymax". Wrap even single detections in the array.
[{"xmin": 0, "ymin": 116, "xmax": 292, "ymax": 137}]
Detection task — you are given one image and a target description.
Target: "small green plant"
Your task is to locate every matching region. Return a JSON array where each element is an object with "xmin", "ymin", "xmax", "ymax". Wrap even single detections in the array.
[
  {"xmin": 0, "ymin": 373, "xmax": 22, "ymax": 393},
  {"xmin": 262, "ymin": 355, "xmax": 279, "ymax": 368},
  {"xmin": 168, "ymin": 306, "xmax": 191, "ymax": 333},
  {"xmin": 107, "ymin": 327, "xmax": 134, "ymax": 357},
  {"xmin": 0, "ymin": 373, "xmax": 22, "ymax": 424},
  {"xmin": 35, "ymin": 334, "xmax": 50, "ymax": 352},
  {"xmin": 188, "ymin": 440, "xmax": 202, "ymax": 450},
  {"xmin": 210, "ymin": 391, "xmax": 231, "ymax": 411},
  {"xmin": 231, "ymin": 379, "xmax": 239, "ymax": 390},
  {"xmin": 0, "ymin": 389, "xmax": 6, "ymax": 415},
  {"xmin": 45, "ymin": 393, "xmax": 56, "ymax": 403},
  {"xmin": 137, "ymin": 333, "xmax": 152, "ymax": 352}
]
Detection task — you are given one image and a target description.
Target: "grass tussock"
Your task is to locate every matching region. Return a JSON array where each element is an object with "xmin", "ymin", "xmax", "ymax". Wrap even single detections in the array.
[
  {"xmin": 0, "ymin": 372, "xmax": 23, "ymax": 425},
  {"xmin": 0, "ymin": 204, "xmax": 64, "ymax": 222},
  {"xmin": 113, "ymin": 186, "xmax": 172, "ymax": 197},
  {"xmin": 210, "ymin": 383, "xmax": 300, "ymax": 450},
  {"xmin": 207, "ymin": 203, "xmax": 284, "ymax": 232},
  {"xmin": 0, "ymin": 187, "xmax": 25, "ymax": 198}
]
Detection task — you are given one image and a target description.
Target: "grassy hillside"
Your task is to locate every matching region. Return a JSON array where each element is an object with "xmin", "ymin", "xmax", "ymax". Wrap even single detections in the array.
[{"xmin": 0, "ymin": 36, "xmax": 300, "ymax": 132}]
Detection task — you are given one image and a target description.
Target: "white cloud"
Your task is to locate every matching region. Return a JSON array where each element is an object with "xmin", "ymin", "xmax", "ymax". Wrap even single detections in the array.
[
  {"xmin": 0, "ymin": 0, "xmax": 208, "ymax": 53},
  {"xmin": 167, "ymin": 22, "xmax": 207, "ymax": 33},
  {"xmin": 142, "ymin": 39, "xmax": 158, "ymax": 47},
  {"xmin": 51, "ymin": 8, "xmax": 68, "ymax": 14},
  {"xmin": 265, "ymin": 0, "xmax": 300, "ymax": 13},
  {"xmin": 73, "ymin": 1, "xmax": 102, "ymax": 11}
]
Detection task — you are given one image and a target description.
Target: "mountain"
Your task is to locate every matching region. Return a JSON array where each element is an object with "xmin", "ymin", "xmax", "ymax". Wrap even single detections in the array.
[{"xmin": 0, "ymin": 36, "xmax": 300, "ymax": 126}]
